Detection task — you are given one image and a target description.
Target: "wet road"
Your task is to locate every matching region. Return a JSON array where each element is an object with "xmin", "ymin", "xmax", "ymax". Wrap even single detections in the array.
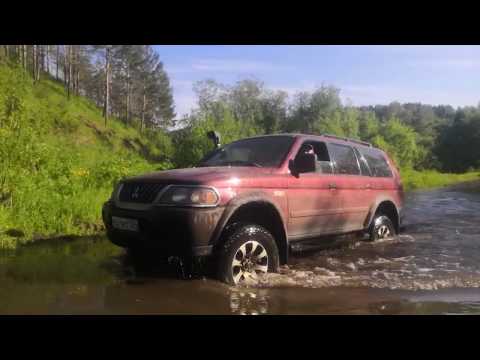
[{"xmin": 1, "ymin": 182, "xmax": 480, "ymax": 314}]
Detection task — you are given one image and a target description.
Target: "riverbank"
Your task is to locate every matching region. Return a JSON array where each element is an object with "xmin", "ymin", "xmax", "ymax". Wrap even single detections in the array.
[{"xmin": 401, "ymin": 169, "xmax": 480, "ymax": 191}]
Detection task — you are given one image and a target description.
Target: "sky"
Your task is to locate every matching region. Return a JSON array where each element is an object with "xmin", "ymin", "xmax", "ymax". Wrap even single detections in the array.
[{"xmin": 153, "ymin": 45, "xmax": 480, "ymax": 119}]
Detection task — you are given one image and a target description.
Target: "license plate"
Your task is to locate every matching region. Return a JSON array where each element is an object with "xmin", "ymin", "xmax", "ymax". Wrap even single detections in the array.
[{"xmin": 112, "ymin": 216, "xmax": 139, "ymax": 232}]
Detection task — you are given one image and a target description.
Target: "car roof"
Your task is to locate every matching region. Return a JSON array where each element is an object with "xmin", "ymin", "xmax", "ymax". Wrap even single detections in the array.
[{"xmin": 236, "ymin": 133, "xmax": 376, "ymax": 150}]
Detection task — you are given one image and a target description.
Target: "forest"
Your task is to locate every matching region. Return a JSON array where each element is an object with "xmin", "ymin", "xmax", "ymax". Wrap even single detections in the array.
[{"xmin": 1, "ymin": 45, "xmax": 480, "ymax": 247}]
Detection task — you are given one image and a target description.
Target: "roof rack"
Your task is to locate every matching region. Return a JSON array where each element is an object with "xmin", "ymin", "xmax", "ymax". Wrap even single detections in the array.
[{"xmin": 321, "ymin": 133, "xmax": 372, "ymax": 147}]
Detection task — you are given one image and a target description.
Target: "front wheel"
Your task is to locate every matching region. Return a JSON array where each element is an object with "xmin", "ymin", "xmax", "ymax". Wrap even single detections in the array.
[
  {"xmin": 369, "ymin": 214, "xmax": 396, "ymax": 241},
  {"xmin": 217, "ymin": 224, "xmax": 280, "ymax": 285}
]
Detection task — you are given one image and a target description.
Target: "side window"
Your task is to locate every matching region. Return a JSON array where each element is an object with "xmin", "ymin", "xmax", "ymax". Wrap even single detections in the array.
[
  {"xmin": 296, "ymin": 141, "xmax": 333, "ymax": 174},
  {"xmin": 328, "ymin": 143, "xmax": 361, "ymax": 175},
  {"xmin": 360, "ymin": 148, "xmax": 393, "ymax": 177},
  {"xmin": 354, "ymin": 147, "xmax": 371, "ymax": 176}
]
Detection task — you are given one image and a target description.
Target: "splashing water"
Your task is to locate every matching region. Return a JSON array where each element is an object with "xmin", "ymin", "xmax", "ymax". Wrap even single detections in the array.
[{"xmin": 241, "ymin": 185, "xmax": 480, "ymax": 292}]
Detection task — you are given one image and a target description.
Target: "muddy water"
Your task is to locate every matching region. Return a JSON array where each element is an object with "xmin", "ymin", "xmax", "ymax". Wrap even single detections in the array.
[{"xmin": 1, "ymin": 182, "xmax": 480, "ymax": 314}]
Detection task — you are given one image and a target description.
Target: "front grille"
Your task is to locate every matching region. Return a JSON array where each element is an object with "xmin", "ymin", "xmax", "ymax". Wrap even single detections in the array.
[{"xmin": 118, "ymin": 182, "xmax": 165, "ymax": 203}]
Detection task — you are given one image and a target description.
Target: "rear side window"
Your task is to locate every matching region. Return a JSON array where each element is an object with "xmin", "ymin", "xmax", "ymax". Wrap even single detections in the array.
[
  {"xmin": 359, "ymin": 148, "xmax": 393, "ymax": 177},
  {"xmin": 328, "ymin": 143, "xmax": 360, "ymax": 175},
  {"xmin": 353, "ymin": 147, "xmax": 371, "ymax": 176}
]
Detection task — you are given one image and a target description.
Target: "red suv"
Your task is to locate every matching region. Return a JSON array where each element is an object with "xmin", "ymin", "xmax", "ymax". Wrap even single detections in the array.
[{"xmin": 102, "ymin": 133, "xmax": 404, "ymax": 285}]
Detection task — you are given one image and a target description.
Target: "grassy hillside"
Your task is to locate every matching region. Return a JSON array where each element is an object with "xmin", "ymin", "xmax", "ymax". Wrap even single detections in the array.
[{"xmin": 0, "ymin": 65, "xmax": 172, "ymax": 248}]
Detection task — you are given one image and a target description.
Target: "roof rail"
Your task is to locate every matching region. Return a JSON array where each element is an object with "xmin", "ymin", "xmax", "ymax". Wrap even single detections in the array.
[{"xmin": 321, "ymin": 133, "xmax": 372, "ymax": 147}]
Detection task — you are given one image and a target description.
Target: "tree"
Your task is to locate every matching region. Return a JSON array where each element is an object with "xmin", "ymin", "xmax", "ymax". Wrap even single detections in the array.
[
  {"xmin": 146, "ymin": 60, "xmax": 175, "ymax": 128},
  {"xmin": 193, "ymin": 79, "xmax": 227, "ymax": 119},
  {"xmin": 229, "ymin": 79, "xmax": 264, "ymax": 126},
  {"xmin": 285, "ymin": 91, "xmax": 311, "ymax": 132},
  {"xmin": 259, "ymin": 89, "xmax": 288, "ymax": 134},
  {"xmin": 373, "ymin": 118, "xmax": 419, "ymax": 169},
  {"xmin": 91, "ymin": 45, "xmax": 115, "ymax": 125},
  {"xmin": 359, "ymin": 111, "xmax": 380, "ymax": 141},
  {"xmin": 435, "ymin": 110, "xmax": 480, "ymax": 172},
  {"xmin": 287, "ymin": 85, "xmax": 342, "ymax": 133},
  {"xmin": 340, "ymin": 107, "xmax": 360, "ymax": 138},
  {"xmin": 113, "ymin": 45, "xmax": 144, "ymax": 123}
]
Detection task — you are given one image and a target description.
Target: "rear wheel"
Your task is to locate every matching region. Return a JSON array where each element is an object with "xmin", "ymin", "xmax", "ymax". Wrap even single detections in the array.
[
  {"xmin": 369, "ymin": 214, "xmax": 396, "ymax": 241},
  {"xmin": 217, "ymin": 223, "xmax": 279, "ymax": 285}
]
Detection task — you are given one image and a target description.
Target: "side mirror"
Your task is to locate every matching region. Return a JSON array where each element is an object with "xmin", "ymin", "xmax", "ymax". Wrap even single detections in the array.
[
  {"xmin": 207, "ymin": 131, "xmax": 221, "ymax": 149},
  {"xmin": 289, "ymin": 151, "xmax": 316, "ymax": 176}
]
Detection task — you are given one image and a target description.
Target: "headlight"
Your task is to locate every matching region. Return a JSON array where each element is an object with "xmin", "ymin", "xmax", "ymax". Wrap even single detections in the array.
[{"xmin": 156, "ymin": 186, "xmax": 220, "ymax": 207}]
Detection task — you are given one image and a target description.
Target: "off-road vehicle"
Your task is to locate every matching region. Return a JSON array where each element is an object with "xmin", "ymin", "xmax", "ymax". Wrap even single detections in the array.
[{"xmin": 102, "ymin": 133, "xmax": 404, "ymax": 285}]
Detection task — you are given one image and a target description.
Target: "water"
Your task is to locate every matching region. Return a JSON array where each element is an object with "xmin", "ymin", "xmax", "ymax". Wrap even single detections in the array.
[{"xmin": 1, "ymin": 182, "xmax": 480, "ymax": 314}]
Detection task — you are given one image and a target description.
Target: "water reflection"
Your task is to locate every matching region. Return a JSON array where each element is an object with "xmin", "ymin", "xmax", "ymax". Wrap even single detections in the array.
[{"xmin": 229, "ymin": 288, "xmax": 269, "ymax": 315}]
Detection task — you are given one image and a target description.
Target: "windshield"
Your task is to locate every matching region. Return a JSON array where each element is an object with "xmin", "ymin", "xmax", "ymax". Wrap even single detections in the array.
[{"xmin": 199, "ymin": 136, "xmax": 295, "ymax": 168}]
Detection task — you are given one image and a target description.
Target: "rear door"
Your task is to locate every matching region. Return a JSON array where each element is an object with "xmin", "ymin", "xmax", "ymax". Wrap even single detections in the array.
[
  {"xmin": 287, "ymin": 140, "xmax": 343, "ymax": 239},
  {"xmin": 357, "ymin": 146, "xmax": 399, "ymax": 207},
  {"xmin": 327, "ymin": 142, "xmax": 371, "ymax": 232}
]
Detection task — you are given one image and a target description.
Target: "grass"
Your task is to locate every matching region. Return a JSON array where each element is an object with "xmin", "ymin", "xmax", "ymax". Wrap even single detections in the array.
[
  {"xmin": 401, "ymin": 169, "xmax": 480, "ymax": 191},
  {"xmin": 0, "ymin": 65, "xmax": 171, "ymax": 249}
]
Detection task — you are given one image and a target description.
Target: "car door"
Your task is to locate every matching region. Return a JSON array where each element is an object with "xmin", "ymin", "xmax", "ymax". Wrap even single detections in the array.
[
  {"xmin": 287, "ymin": 140, "xmax": 343, "ymax": 239},
  {"xmin": 327, "ymin": 142, "xmax": 372, "ymax": 232},
  {"xmin": 353, "ymin": 146, "xmax": 377, "ymax": 228}
]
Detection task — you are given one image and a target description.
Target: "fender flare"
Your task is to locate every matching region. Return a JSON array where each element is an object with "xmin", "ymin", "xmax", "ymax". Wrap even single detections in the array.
[
  {"xmin": 364, "ymin": 197, "xmax": 401, "ymax": 231},
  {"xmin": 209, "ymin": 191, "xmax": 289, "ymax": 263}
]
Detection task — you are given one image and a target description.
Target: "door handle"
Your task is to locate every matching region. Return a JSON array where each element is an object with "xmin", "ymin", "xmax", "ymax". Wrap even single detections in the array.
[
  {"xmin": 365, "ymin": 184, "xmax": 371, "ymax": 189},
  {"xmin": 328, "ymin": 183, "xmax": 337, "ymax": 189}
]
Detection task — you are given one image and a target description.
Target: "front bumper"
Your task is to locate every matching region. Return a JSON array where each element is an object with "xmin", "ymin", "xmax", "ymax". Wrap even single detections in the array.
[{"xmin": 102, "ymin": 200, "xmax": 224, "ymax": 257}]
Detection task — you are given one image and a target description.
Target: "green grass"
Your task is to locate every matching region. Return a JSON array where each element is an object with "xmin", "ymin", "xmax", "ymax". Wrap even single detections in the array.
[
  {"xmin": 0, "ymin": 65, "xmax": 171, "ymax": 249},
  {"xmin": 401, "ymin": 169, "xmax": 480, "ymax": 191}
]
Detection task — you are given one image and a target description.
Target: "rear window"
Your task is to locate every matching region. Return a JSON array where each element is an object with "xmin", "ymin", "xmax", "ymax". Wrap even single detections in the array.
[
  {"xmin": 328, "ymin": 143, "xmax": 360, "ymax": 175},
  {"xmin": 358, "ymin": 147, "xmax": 393, "ymax": 177}
]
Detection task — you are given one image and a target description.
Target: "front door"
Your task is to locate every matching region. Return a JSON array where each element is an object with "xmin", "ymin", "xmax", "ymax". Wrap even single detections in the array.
[{"xmin": 287, "ymin": 141, "xmax": 343, "ymax": 239}]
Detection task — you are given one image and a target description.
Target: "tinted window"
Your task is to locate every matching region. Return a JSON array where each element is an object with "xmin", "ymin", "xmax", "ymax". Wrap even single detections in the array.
[
  {"xmin": 359, "ymin": 148, "xmax": 393, "ymax": 177},
  {"xmin": 297, "ymin": 141, "xmax": 333, "ymax": 174},
  {"xmin": 354, "ymin": 147, "xmax": 371, "ymax": 176},
  {"xmin": 328, "ymin": 143, "xmax": 360, "ymax": 175},
  {"xmin": 199, "ymin": 136, "xmax": 294, "ymax": 168}
]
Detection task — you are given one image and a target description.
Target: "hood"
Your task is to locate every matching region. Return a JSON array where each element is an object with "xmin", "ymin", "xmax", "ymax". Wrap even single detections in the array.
[{"xmin": 124, "ymin": 166, "xmax": 274, "ymax": 186}]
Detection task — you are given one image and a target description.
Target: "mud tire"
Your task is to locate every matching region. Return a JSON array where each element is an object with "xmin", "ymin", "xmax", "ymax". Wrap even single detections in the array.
[
  {"xmin": 217, "ymin": 223, "xmax": 280, "ymax": 285},
  {"xmin": 368, "ymin": 214, "xmax": 396, "ymax": 242}
]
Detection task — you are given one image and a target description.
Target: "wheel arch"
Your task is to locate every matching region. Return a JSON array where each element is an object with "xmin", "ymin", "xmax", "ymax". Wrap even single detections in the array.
[
  {"xmin": 365, "ymin": 199, "xmax": 400, "ymax": 233},
  {"xmin": 211, "ymin": 193, "xmax": 289, "ymax": 264}
]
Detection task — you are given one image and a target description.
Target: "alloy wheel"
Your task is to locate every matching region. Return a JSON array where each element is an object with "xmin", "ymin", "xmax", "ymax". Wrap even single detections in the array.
[{"xmin": 231, "ymin": 240, "xmax": 269, "ymax": 285}]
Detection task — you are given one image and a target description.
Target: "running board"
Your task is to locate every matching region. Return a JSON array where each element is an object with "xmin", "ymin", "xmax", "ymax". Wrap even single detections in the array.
[
  {"xmin": 290, "ymin": 233, "xmax": 364, "ymax": 253},
  {"xmin": 290, "ymin": 242, "xmax": 328, "ymax": 253}
]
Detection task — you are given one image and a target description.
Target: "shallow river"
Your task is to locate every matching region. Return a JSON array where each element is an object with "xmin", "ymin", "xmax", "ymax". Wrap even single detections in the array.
[{"xmin": 2, "ymin": 182, "xmax": 480, "ymax": 315}]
